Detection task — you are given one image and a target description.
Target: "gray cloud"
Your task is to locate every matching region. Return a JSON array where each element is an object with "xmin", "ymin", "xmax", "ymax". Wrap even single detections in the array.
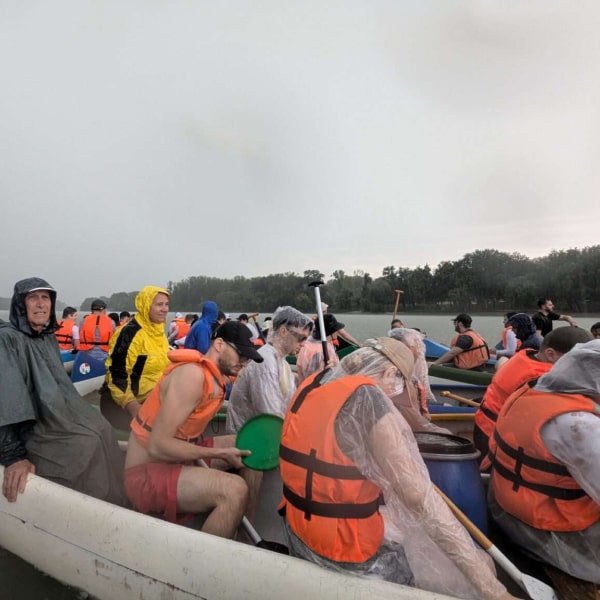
[{"xmin": 1, "ymin": 1, "xmax": 599, "ymax": 304}]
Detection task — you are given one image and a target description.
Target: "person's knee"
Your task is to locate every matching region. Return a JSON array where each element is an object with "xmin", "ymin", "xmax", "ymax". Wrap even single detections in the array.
[{"xmin": 228, "ymin": 474, "xmax": 249, "ymax": 509}]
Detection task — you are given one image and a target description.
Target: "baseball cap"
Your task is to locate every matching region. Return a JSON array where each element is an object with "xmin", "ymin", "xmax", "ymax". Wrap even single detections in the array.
[
  {"xmin": 91, "ymin": 299, "xmax": 107, "ymax": 310},
  {"xmin": 452, "ymin": 313, "xmax": 472, "ymax": 327},
  {"xmin": 362, "ymin": 337, "xmax": 414, "ymax": 382},
  {"xmin": 215, "ymin": 321, "xmax": 263, "ymax": 362}
]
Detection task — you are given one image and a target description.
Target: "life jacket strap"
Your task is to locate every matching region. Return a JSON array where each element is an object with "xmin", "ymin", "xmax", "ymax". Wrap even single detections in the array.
[{"xmin": 282, "ymin": 484, "xmax": 381, "ymax": 521}]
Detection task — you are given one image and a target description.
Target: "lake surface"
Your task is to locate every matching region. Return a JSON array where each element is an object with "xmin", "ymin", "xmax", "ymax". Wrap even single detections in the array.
[{"xmin": 1, "ymin": 310, "xmax": 599, "ymax": 598}]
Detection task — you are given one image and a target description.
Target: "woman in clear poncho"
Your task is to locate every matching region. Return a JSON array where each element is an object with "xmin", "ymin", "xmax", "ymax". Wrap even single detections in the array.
[{"xmin": 279, "ymin": 338, "xmax": 516, "ymax": 600}]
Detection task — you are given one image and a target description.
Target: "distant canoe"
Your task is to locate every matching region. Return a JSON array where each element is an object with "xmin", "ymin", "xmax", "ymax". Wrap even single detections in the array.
[{"xmin": 428, "ymin": 364, "xmax": 493, "ymax": 387}]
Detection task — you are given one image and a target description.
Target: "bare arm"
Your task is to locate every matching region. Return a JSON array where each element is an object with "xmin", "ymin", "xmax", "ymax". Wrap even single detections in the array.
[
  {"xmin": 147, "ymin": 365, "xmax": 248, "ymax": 469},
  {"xmin": 558, "ymin": 314, "xmax": 577, "ymax": 327},
  {"xmin": 367, "ymin": 414, "xmax": 508, "ymax": 600},
  {"xmin": 431, "ymin": 346, "xmax": 462, "ymax": 366}
]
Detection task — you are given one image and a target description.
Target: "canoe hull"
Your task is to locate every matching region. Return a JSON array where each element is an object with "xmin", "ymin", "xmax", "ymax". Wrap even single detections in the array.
[{"xmin": 0, "ymin": 468, "xmax": 457, "ymax": 600}]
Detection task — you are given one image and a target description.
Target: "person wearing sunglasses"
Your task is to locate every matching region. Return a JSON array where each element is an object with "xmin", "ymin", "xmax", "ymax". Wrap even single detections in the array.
[
  {"xmin": 225, "ymin": 305, "xmax": 313, "ymax": 437},
  {"xmin": 123, "ymin": 321, "xmax": 264, "ymax": 539}
]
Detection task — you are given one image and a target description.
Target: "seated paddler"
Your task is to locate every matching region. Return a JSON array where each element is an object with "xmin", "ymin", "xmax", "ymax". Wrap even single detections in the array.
[
  {"xmin": 0, "ymin": 277, "xmax": 126, "ymax": 506},
  {"xmin": 278, "ymin": 337, "xmax": 516, "ymax": 600},
  {"xmin": 488, "ymin": 339, "xmax": 600, "ymax": 585},
  {"xmin": 124, "ymin": 321, "xmax": 264, "ymax": 539}
]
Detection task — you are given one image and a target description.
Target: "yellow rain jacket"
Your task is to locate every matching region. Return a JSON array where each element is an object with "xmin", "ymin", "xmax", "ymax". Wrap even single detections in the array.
[{"xmin": 105, "ymin": 286, "xmax": 170, "ymax": 408}]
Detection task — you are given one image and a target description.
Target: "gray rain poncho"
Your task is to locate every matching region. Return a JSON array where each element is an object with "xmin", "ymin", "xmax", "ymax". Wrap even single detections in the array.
[
  {"xmin": 283, "ymin": 339, "xmax": 507, "ymax": 600},
  {"xmin": 489, "ymin": 339, "xmax": 600, "ymax": 583},
  {"xmin": 0, "ymin": 277, "xmax": 126, "ymax": 505}
]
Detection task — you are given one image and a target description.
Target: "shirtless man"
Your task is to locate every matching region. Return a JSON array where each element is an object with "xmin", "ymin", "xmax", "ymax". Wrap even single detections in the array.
[{"xmin": 124, "ymin": 321, "xmax": 263, "ymax": 539}]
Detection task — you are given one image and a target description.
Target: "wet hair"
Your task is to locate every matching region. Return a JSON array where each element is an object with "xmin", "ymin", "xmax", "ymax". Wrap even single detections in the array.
[
  {"xmin": 119, "ymin": 310, "xmax": 131, "ymax": 320},
  {"xmin": 272, "ymin": 306, "xmax": 313, "ymax": 333},
  {"xmin": 541, "ymin": 327, "xmax": 593, "ymax": 354},
  {"xmin": 62, "ymin": 306, "xmax": 77, "ymax": 318}
]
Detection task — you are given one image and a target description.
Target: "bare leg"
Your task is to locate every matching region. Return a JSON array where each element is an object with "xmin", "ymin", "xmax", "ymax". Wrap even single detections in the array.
[{"xmin": 176, "ymin": 466, "xmax": 248, "ymax": 538}]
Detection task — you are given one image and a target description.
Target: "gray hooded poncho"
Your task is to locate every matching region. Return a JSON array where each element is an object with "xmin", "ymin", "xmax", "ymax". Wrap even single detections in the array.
[{"xmin": 0, "ymin": 277, "xmax": 126, "ymax": 505}]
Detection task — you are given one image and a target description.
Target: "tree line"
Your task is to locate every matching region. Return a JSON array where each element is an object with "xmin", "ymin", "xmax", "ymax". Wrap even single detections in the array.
[{"xmin": 73, "ymin": 245, "xmax": 599, "ymax": 315}]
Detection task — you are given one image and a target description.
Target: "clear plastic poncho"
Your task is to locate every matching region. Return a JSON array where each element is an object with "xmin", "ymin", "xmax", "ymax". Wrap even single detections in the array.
[
  {"xmin": 284, "ymin": 344, "xmax": 507, "ymax": 600},
  {"xmin": 489, "ymin": 339, "xmax": 600, "ymax": 583},
  {"xmin": 384, "ymin": 329, "xmax": 451, "ymax": 435}
]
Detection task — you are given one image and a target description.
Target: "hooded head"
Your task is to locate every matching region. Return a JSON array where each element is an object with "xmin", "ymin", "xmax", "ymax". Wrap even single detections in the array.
[
  {"xmin": 133, "ymin": 285, "xmax": 170, "ymax": 336},
  {"xmin": 535, "ymin": 339, "xmax": 600, "ymax": 400},
  {"xmin": 9, "ymin": 277, "xmax": 59, "ymax": 337},
  {"xmin": 337, "ymin": 337, "xmax": 417, "ymax": 404},
  {"xmin": 506, "ymin": 313, "xmax": 539, "ymax": 350},
  {"xmin": 201, "ymin": 301, "xmax": 219, "ymax": 324}
]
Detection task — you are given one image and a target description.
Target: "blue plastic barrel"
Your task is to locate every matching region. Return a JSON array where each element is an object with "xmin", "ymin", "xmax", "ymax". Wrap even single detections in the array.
[{"xmin": 414, "ymin": 432, "xmax": 488, "ymax": 534}]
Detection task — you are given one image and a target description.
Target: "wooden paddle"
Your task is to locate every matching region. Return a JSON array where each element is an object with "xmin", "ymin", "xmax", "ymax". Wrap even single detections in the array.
[
  {"xmin": 440, "ymin": 390, "xmax": 481, "ymax": 409},
  {"xmin": 392, "ymin": 290, "xmax": 404, "ymax": 320},
  {"xmin": 250, "ymin": 314, "xmax": 267, "ymax": 344},
  {"xmin": 434, "ymin": 485, "xmax": 559, "ymax": 600}
]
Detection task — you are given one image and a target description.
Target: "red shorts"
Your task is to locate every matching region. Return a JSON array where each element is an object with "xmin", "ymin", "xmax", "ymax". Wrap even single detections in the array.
[{"xmin": 124, "ymin": 438, "xmax": 216, "ymax": 523}]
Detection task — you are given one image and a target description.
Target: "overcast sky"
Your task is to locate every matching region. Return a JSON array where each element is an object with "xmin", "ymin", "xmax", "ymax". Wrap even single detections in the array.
[{"xmin": 2, "ymin": 1, "xmax": 599, "ymax": 305}]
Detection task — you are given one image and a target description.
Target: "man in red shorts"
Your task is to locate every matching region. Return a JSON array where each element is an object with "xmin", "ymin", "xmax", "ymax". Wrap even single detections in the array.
[{"xmin": 124, "ymin": 321, "xmax": 263, "ymax": 539}]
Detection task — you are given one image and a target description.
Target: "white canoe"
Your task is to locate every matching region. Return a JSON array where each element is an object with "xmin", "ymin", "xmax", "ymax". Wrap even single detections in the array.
[{"xmin": 0, "ymin": 467, "xmax": 457, "ymax": 600}]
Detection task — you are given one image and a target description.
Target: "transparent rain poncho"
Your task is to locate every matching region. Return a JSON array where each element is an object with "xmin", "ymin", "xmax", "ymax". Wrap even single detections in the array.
[
  {"xmin": 283, "ymin": 342, "xmax": 507, "ymax": 599},
  {"xmin": 384, "ymin": 329, "xmax": 451, "ymax": 435},
  {"xmin": 226, "ymin": 306, "xmax": 313, "ymax": 433},
  {"xmin": 489, "ymin": 339, "xmax": 600, "ymax": 583}
]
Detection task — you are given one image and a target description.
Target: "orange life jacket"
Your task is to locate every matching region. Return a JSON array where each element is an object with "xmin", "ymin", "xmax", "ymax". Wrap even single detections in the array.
[
  {"xmin": 78, "ymin": 313, "xmax": 114, "ymax": 351},
  {"xmin": 475, "ymin": 350, "xmax": 551, "ymax": 438},
  {"xmin": 279, "ymin": 372, "xmax": 384, "ymax": 563},
  {"xmin": 131, "ymin": 349, "xmax": 226, "ymax": 447},
  {"xmin": 489, "ymin": 387, "xmax": 600, "ymax": 532},
  {"xmin": 501, "ymin": 326, "xmax": 522, "ymax": 351},
  {"xmin": 451, "ymin": 330, "xmax": 489, "ymax": 370},
  {"xmin": 173, "ymin": 320, "xmax": 191, "ymax": 342},
  {"xmin": 55, "ymin": 319, "xmax": 75, "ymax": 350}
]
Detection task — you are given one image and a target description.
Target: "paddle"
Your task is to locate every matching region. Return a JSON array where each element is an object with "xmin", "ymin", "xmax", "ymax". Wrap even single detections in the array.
[
  {"xmin": 308, "ymin": 281, "xmax": 330, "ymax": 364},
  {"xmin": 250, "ymin": 314, "xmax": 267, "ymax": 344},
  {"xmin": 235, "ymin": 413, "xmax": 283, "ymax": 471},
  {"xmin": 440, "ymin": 390, "xmax": 481, "ymax": 408},
  {"xmin": 392, "ymin": 289, "xmax": 404, "ymax": 320},
  {"xmin": 434, "ymin": 485, "xmax": 558, "ymax": 600}
]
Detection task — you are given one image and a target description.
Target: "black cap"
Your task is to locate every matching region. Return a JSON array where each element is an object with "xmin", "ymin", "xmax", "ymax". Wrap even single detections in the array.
[
  {"xmin": 452, "ymin": 313, "xmax": 472, "ymax": 327},
  {"xmin": 215, "ymin": 321, "xmax": 263, "ymax": 362},
  {"xmin": 91, "ymin": 299, "xmax": 107, "ymax": 310},
  {"xmin": 314, "ymin": 314, "xmax": 345, "ymax": 339}
]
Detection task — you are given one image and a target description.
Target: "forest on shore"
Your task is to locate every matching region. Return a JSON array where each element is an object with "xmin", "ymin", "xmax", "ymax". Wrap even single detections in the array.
[
  {"xmin": 2, "ymin": 247, "xmax": 598, "ymax": 315},
  {"xmin": 73, "ymin": 246, "xmax": 600, "ymax": 315}
]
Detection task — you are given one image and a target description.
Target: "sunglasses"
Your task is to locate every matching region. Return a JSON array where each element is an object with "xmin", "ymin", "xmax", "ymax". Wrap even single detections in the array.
[
  {"xmin": 224, "ymin": 341, "xmax": 250, "ymax": 365},
  {"xmin": 287, "ymin": 329, "xmax": 308, "ymax": 343}
]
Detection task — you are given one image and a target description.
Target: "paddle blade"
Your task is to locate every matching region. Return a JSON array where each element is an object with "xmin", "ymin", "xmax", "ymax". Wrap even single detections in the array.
[
  {"xmin": 522, "ymin": 574, "xmax": 559, "ymax": 600},
  {"xmin": 236, "ymin": 413, "xmax": 283, "ymax": 470}
]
